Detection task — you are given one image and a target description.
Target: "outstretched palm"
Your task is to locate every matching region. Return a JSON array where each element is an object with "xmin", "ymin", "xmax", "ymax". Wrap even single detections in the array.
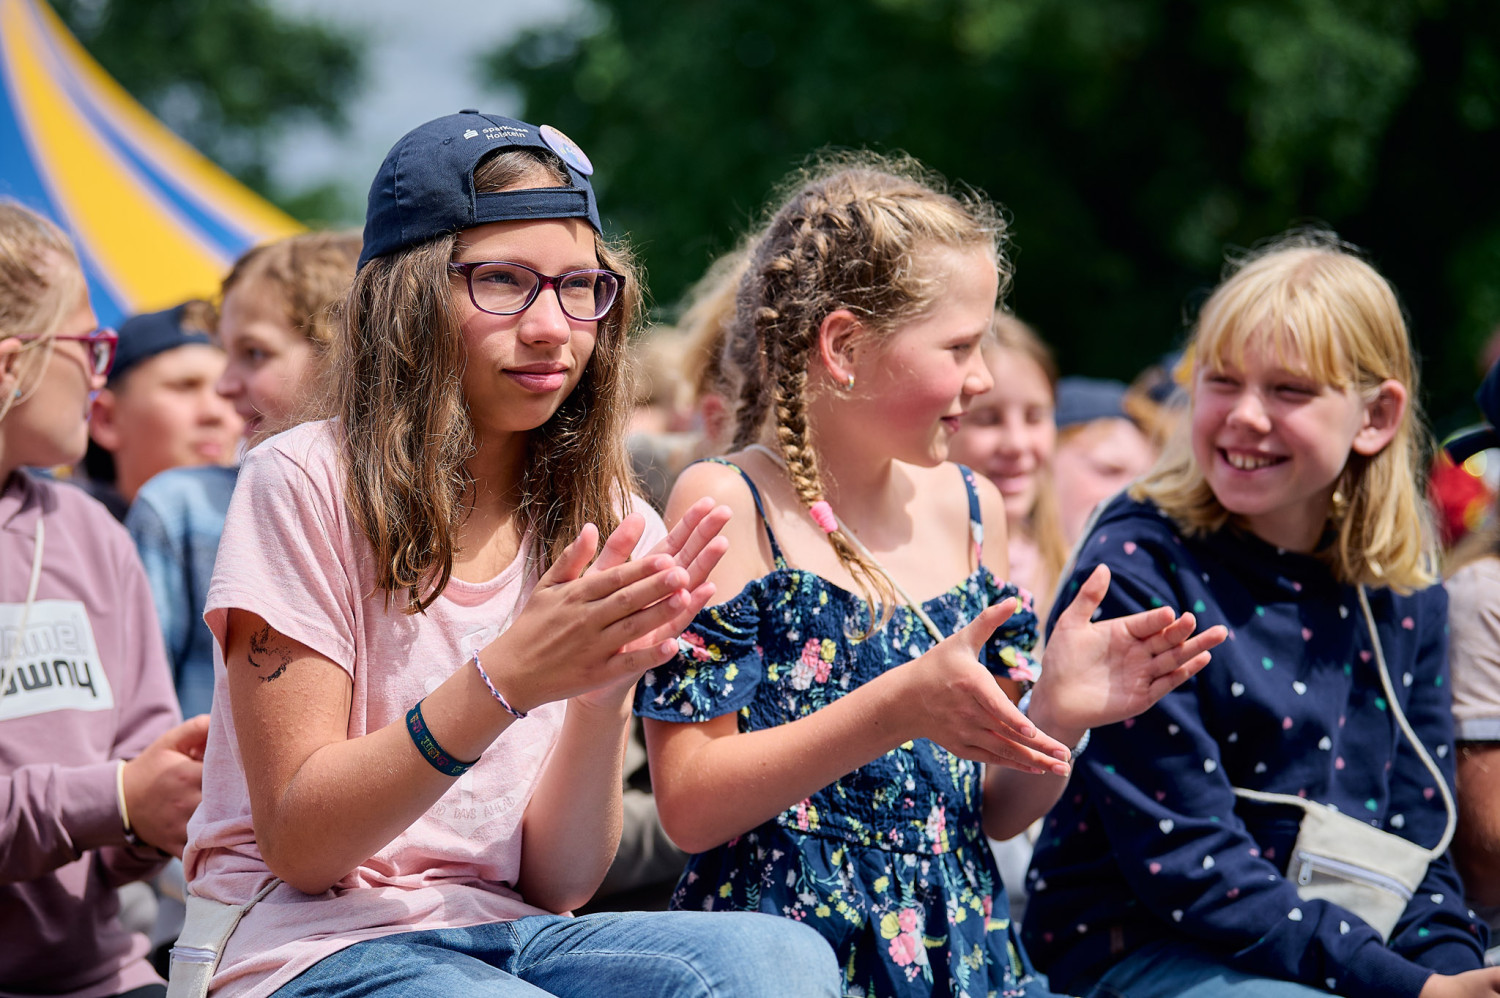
[{"xmin": 1034, "ymin": 564, "xmax": 1227, "ymax": 733}]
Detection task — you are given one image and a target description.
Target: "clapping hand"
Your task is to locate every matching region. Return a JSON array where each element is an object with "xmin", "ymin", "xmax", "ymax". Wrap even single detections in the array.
[
  {"xmin": 903, "ymin": 599, "xmax": 1075, "ymax": 776},
  {"xmin": 571, "ymin": 497, "xmax": 731, "ymax": 708},
  {"xmin": 488, "ymin": 500, "xmax": 730, "ymax": 713},
  {"xmin": 1028, "ymin": 564, "xmax": 1227, "ymax": 735}
]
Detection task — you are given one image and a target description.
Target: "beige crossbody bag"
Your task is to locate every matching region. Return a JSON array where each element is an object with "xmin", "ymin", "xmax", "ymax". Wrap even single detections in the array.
[
  {"xmin": 1230, "ymin": 585, "xmax": 1456, "ymax": 940},
  {"xmin": 164, "ymin": 878, "xmax": 280, "ymax": 998}
]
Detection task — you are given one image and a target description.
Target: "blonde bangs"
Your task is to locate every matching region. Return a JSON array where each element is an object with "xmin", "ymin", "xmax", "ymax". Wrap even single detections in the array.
[
  {"xmin": 1193, "ymin": 249, "xmax": 1384, "ymax": 391},
  {"xmin": 1136, "ymin": 232, "xmax": 1436, "ymax": 592}
]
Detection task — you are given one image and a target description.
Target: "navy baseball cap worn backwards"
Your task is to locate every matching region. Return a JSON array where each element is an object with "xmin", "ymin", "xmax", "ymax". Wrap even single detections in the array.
[
  {"xmin": 358, "ymin": 110, "xmax": 601, "ymax": 270},
  {"xmin": 111, "ymin": 303, "xmax": 213, "ymax": 385}
]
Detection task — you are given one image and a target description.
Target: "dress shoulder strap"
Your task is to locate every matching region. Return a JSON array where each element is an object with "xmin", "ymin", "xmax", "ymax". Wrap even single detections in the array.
[
  {"xmin": 698, "ymin": 458, "xmax": 789, "ymax": 570},
  {"xmin": 956, "ymin": 464, "xmax": 984, "ymax": 570}
]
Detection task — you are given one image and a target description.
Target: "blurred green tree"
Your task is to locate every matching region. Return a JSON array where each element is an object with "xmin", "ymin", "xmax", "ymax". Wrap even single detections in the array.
[
  {"xmin": 484, "ymin": 0, "xmax": 1500, "ymax": 423},
  {"xmin": 52, "ymin": 0, "xmax": 364, "ymax": 225}
]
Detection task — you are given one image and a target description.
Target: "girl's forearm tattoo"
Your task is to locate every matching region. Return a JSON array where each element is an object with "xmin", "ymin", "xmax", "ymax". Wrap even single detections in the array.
[{"xmin": 248, "ymin": 624, "xmax": 292, "ymax": 683}]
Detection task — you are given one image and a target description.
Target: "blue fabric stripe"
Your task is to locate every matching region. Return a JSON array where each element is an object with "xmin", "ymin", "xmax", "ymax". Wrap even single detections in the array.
[
  {"xmin": 32, "ymin": 21, "xmax": 246, "ymax": 262},
  {"xmin": 0, "ymin": 43, "xmax": 128, "ymax": 325}
]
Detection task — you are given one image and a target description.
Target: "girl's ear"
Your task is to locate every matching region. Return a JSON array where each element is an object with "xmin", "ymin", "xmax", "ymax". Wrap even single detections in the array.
[
  {"xmin": 88, "ymin": 388, "xmax": 121, "ymax": 451},
  {"xmin": 1351, "ymin": 379, "xmax": 1408, "ymax": 457},
  {"xmin": 816, "ymin": 309, "xmax": 863, "ymax": 389},
  {"xmin": 699, "ymin": 392, "xmax": 731, "ymax": 449},
  {"xmin": 0, "ymin": 337, "xmax": 24, "ymax": 398}
]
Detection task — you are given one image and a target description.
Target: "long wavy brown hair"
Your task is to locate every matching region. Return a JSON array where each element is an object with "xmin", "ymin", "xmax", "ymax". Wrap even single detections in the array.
[
  {"xmin": 332, "ymin": 149, "xmax": 643, "ymax": 613},
  {"xmin": 726, "ymin": 152, "xmax": 1009, "ymax": 630}
]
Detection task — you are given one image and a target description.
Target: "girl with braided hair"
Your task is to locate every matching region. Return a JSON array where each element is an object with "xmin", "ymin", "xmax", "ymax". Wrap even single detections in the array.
[{"xmin": 636, "ymin": 155, "xmax": 1227, "ymax": 997}]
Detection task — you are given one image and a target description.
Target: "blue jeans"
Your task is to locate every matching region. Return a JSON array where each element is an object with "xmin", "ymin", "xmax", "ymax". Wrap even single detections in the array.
[
  {"xmin": 1088, "ymin": 940, "xmax": 1330, "ymax": 998},
  {"xmin": 271, "ymin": 910, "xmax": 840, "ymax": 997}
]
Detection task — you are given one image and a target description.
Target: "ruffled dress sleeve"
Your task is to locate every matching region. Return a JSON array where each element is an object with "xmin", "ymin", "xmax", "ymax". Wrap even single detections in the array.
[{"xmin": 635, "ymin": 581, "xmax": 766, "ymax": 723}]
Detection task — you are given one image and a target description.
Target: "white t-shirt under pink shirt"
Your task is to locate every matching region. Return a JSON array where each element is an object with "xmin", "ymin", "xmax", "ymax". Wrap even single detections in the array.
[{"xmin": 183, "ymin": 420, "xmax": 666, "ymax": 998}]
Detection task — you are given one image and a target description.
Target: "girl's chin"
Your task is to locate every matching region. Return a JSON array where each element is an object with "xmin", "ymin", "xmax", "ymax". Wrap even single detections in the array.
[
  {"xmin": 999, "ymin": 491, "xmax": 1034, "ymax": 521},
  {"xmin": 1209, "ymin": 488, "xmax": 1280, "ymax": 521}
]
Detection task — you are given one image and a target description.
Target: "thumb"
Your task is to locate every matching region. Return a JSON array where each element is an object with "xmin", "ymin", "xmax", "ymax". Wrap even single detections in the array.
[
  {"xmin": 166, "ymin": 713, "xmax": 211, "ymax": 754},
  {"xmin": 538, "ymin": 523, "xmax": 599, "ymax": 588},
  {"xmin": 957, "ymin": 598, "xmax": 1017, "ymax": 655},
  {"xmin": 1056, "ymin": 563, "xmax": 1111, "ymax": 628}
]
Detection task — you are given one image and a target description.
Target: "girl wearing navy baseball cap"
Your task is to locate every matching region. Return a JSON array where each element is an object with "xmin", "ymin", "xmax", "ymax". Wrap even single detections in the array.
[{"xmin": 174, "ymin": 112, "xmax": 839, "ymax": 998}]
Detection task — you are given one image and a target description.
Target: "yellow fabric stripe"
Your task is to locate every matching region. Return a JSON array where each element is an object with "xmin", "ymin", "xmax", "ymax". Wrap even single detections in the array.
[
  {"xmin": 31, "ymin": 0, "xmax": 301, "ymax": 241},
  {"xmin": 4, "ymin": 0, "xmax": 228, "ymax": 310}
]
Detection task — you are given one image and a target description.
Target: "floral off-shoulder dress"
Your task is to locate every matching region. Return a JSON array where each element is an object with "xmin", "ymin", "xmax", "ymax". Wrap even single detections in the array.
[{"xmin": 635, "ymin": 463, "xmax": 1062, "ymax": 998}]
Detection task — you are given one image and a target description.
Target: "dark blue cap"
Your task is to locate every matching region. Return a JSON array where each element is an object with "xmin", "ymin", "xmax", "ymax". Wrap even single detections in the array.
[
  {"xmin": 1055, "ymin": 376, "xmax": 1129, "ymax": 430},
  {"xmin": 1444, "ymin": 359, "xmax": 1500, "ymax": 462},
  {"xmin": 1144, "ymin": 350, "xmax": 1187, "ymax": 406},
  {"xmin": 358, "ymin": 111, "xmax": 601, "ymax": 270},
  {"xmin": 111, "ymin": 303, "xmax": 213, "ymax": 385}
]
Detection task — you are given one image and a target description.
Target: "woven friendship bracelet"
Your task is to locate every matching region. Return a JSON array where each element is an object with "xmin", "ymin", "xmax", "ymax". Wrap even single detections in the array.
[
  {"xmin": 405, "ymin": 699, "xmax": 477, "ymax": 777},
  {"xmin": 472, "ymin": 650, "xmax": 528, "ymax": 720}
]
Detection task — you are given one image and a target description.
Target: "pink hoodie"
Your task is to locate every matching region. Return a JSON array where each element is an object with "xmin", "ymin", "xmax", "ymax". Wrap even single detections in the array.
[{"xmin": 0, "ymin": 471, "xmax": 181, "ymax": 998}]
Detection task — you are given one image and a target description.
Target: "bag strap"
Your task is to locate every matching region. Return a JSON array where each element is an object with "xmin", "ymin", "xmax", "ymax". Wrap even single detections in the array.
[
  {"xmin": 1356, "ymin": 583, "xmax": 1456, "ymax": 857},
  {"xmin": 1232, "ymin": 587, "xmax": 1456, "ymax": 859},
  {"xmin": 166, "ymin": 878, "xmax": 280, "ymax": 998}
]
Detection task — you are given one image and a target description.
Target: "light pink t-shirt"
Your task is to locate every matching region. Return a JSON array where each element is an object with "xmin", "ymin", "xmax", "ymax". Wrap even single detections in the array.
[{"xmin": 183, "ymin": 421, "xmax": 666, "ymax": 998}]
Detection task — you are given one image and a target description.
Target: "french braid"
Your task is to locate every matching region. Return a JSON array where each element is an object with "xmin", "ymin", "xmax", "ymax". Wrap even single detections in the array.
[{"xmin": 726, "ymin": 153, "xmax": 1009, "ymax": 633}]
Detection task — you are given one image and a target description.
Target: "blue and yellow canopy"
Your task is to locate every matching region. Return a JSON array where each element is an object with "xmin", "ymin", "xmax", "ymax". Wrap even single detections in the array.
[{"xmin": 0, "ymin": 0, "xmax": 301, "ymax": 326}]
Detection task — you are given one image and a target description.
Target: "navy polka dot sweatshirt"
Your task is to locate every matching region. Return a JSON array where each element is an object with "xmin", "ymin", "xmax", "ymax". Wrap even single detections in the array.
[{"xmin": 1022, "ymin": 493, "xmax": 1486, "ymax": 998}]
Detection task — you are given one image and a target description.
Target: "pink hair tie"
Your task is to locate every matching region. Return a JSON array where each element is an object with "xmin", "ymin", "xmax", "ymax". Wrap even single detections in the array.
[{"xmin": 809, "ymin": 500, "xmax": 838, "ymax": 534}]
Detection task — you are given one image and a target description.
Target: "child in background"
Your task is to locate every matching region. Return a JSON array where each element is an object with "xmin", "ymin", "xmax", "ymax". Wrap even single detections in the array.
[
  {"xmin": 1023, "ymin": 232, "xmax": 1495, "ymax": 998},
  {"xmin": 627, "ymin": 325, "xmax": 697, "ymax": 511},
  {"xmin": 1050, "ymin": 376, "xmax": 1159, "ymax": 548},
  {"xmin": 673, "ymin": 243, "xmax": 745, "ymax": 458},
  {"xmin": 1438, "ymin": 359, "xmax": 1500, "ymax": 958},
  {"xmin": 0, "ymin": 201, "xmax": 208, "ymax": 998},
  {"xmin": 948, "ymin": 312, "xmax": 1066, "ymax": 619},
  {"xmin": 125, "ymin": 231, "xmax": 361, "ymax": 720},
  {"xmin": 627, "ymin": 246, "xmax": 747, "ymax": 511},
  {"xmin": 640, "ymin": 155, "xmax": 1225, "ymax": 998},
  {"xmin": 79, "ymin": 301, "xmax": 241, "ymax": 519},
  {"xmin": 178, "ymin": 112, "xmax": 838, "ymax": 998}
]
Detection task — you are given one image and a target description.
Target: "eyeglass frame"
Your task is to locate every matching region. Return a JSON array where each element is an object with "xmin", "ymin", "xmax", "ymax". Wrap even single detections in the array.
[
  {"xmin": 17, "ymin": 326, "xmax": 119, "ymax": 379},
  {"xmin": 449, "ymin": 261, "xmax": 626, "ymax": 323}
]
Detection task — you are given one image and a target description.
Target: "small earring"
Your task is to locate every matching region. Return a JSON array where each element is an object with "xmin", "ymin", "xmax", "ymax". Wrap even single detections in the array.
[
  {"xmin": 1329, "ymin": 488, "xmax": 1349, "ymax": 522},
  {"xmin": 11, "ymin": 388, "xmax": 19, "ymax": 400},
  {"xmin": 843, "ymin": 375, "xmax": 856, "ymax": 392}
]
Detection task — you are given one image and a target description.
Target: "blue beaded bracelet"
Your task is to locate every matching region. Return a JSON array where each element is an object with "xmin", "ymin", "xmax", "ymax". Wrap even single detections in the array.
[
  {"xmin": 1017, "ymin": 689, "xmax": 1091, "ymax": 758},
  {"xmin": 405, "ymin": 698, "xmax": 477, "ymax": 777}
]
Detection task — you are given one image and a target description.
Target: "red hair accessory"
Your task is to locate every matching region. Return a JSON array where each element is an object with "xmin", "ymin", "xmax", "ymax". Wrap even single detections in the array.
[{"xmin": 809, "ymin": 500, "xmax": 838, "ymax": 533}]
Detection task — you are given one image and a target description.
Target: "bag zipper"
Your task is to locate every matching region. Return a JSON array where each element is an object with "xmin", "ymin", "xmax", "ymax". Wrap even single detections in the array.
[
  {"xmin": 169, "ymin": 944, "xmax": 218, "ymax": 966},
  {"xmin": 1294, "ymin": 851, "xmax": 1414, "ymax": 901}
]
